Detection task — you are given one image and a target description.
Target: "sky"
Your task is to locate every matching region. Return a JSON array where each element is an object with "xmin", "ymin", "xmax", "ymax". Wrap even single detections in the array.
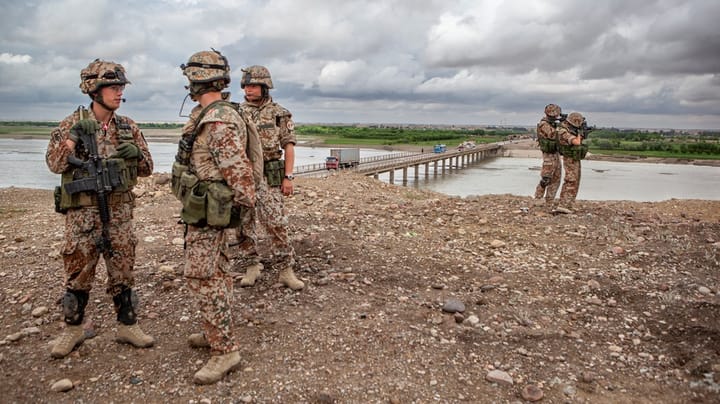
[{"xmin": 1, "ymin": 0, "xmax": 719, "ymax": 130}]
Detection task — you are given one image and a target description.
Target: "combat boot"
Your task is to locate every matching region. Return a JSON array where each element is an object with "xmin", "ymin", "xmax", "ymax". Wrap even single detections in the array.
[
  {"xmin": 50, "ymin": 325, "xmax": 86, "ymax": 358},
  {"xmin": 193, "ymin": 351, "xmax": 242, "ymax": 385},
  {"xmin": 278, "ymin": 265, "xmax": 304, "ymax": 290},
  {"xmin": 188, "ymin": 332, "xmax": 210, "ymax": 348},
  {"xmin": 116, "ymin": 323, "xmax": 155, "ymax": 348},
  {"xmin": 240, "ymin": 262, "xmax": 263, "ymax": 287}
]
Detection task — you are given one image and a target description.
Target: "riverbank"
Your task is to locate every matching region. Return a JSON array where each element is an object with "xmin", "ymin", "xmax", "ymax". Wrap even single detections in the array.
[{"xmin": 0, "ymin": 174, "xmax": 718, "ymax": 402}]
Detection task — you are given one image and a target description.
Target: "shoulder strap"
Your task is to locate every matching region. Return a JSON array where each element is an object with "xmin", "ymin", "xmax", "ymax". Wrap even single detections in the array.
[
  {"xmin": 238, "ymin": 108, "xmax": 265, "ymax": 185},
  {"xmin": 183, "ymin": 100, "xmax": 234, "ymax": 151}
]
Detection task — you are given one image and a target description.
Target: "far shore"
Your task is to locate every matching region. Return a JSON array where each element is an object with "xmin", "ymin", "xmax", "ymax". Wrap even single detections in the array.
[{"xmin": 3, "ymin": 132, "xmax": 719, "ymax": 167}]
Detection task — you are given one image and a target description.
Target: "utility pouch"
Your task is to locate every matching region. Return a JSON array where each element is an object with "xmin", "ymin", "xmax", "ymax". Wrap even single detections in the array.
[
  {"xmin": 181, "ymin": 181, "xmax": 207, "ymax": 226},
  {"xmin": 560, "ymin": 144, "xmax": 589, "ymax": 161},
  {"xmin": 538, "ymin": 138, "xmax": 558, "ymax": 154},
  {"xmin": 206, "ymin": 182, "xmax": 234, "ymax": 227},
  {"xmin": 264, "ymin": 160, "xmax": 285, "ymax": 187},
  {"xmin": 171, "ymin": 161, "xmax": 189, "ymax": 200},
  {"xmin": 54, "ymin": 186, "xmax": 67, "ymax": 214},
  {"xmin": 178, "ymin": 170, "xmax": 199, "ymax": 204},
  {"xmin": 105, "ymin": 158, "xmax": 128, "ymax": 192}
]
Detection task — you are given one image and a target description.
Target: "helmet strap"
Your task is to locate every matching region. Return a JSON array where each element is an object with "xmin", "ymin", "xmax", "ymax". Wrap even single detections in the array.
[{"xmin": 91, "ymin": 91, "xmax": 116, "ymax": 112}]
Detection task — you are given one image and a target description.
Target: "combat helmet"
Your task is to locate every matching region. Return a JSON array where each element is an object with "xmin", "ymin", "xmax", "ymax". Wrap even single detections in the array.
[
  {"xmin": 80, "ymin": 59, "xmax": 130, "ymax": 94},
  {"xmin": 544, "ymin": 103, "xmax": 561, "ymax": 118},
  {"xmin": 566, "ymin": 112, "xmax": 585, "ymax": 128},
  {"xmin": 241, "ymin": 65, "xmax": 273, "ymax": 89},
  {"xmin": 181, "ymin": 49, "xmax": 231, "ymax": 85}
]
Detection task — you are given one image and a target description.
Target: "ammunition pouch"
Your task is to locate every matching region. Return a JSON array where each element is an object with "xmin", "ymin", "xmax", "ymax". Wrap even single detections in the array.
[
  {"xmin": 264, "ymin": 159, "xmax": 285, "ymax": 187},
  {"xmin": 559, "ymin": 144, "xmax": 589, "ymax": 161},
  {"xmin": 56, "ymin": 158, "xmax": 132, "ymax": 212},
  {"xmin": 538, "ymin": 138, "xmax": 559, "ymax": 154},
  {"xmin": 179, "ymin": 175, "xmax": 239, "ymax": 228},
  {"xmin": 171, "ymin": 161, "xmax": 190, "ymax": 201}
]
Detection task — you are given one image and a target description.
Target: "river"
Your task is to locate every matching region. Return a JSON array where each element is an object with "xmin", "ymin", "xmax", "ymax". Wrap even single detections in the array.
[{"xmin": 1, "ymin": 138, "xmax": 718, "ymax": 201}]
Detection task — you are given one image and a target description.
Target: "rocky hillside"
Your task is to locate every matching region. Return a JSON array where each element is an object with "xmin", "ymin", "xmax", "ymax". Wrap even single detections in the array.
[{"xmin": 0, "ymin": 173, "xmax": 718, "ymax": 403}]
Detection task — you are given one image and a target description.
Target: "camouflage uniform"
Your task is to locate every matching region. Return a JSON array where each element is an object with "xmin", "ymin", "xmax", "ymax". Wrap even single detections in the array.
[
  {"xmin": 47, "ymin": 107, "xmax": 153, "ymax": 295},
  {"xmin": 183, "ymin": 101, "xmax": 255, "ymax": 355},
  {"xmin": 557, "ymin": 120, "xmax": 583, "ymax": 208},
  {"xmin": 238, "ymin": 96, "xmax": 297, "ymax": 271},
  {"xmin": 534, "ymin": 117, "xmax": 561, "ymax": 202}
]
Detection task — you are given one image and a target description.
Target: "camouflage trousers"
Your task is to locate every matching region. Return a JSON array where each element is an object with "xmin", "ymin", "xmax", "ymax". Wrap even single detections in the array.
[
  {"xmin": 534, "ymin": 152, "xmax": 561, "ymax": 201},
  {"xmin": 235, "ymin": 180, "xmax": 295, "ymax": 268},
  {"xmin": 184, "ymin": 225, "xmax": 238, "ymax": 354},
  {"xmin": 559, "ymin": 156, "xmax": 582, "ymax": 207},
  {"xmin": 62, "ymin": 202, "xmax": 137, "ymax": 296}
]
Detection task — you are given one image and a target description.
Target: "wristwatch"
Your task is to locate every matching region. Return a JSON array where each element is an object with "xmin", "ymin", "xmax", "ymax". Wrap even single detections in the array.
[{"xmin": 284, "ymin": 174, "xmax": 295, "ymax": 181}]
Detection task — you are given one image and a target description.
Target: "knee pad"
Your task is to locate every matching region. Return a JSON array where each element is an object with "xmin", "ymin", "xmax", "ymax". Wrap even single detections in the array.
[
  {"xmin": 113, "ymin": 287, "xmax": 138, "ymax": 325},
  {"xmin": 62, "ymin": 290, "xmax": 89, "ymax": 325}
]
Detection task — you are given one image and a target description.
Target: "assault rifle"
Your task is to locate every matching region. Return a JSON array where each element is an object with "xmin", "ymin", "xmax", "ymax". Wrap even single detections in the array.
[
  {"xmin": 64, "ymin": 129, "xmax": 123, "ymax": 256},
  {"xmin": 554, "ymin": 113, "xmax": 568, "ymax": 126},
  {"xmin": 580, "ymin": 120, "xmax": 596, "ymax": 139}
]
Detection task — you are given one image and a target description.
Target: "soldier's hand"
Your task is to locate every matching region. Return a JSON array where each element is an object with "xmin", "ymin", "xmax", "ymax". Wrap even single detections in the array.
[
  {"xmin": 113, "ymin": 142, "xmax": 142, "ymax": 160},
  {"xmin": 69, "ymin": 120, "xmax": 100, "ymax": 142}
]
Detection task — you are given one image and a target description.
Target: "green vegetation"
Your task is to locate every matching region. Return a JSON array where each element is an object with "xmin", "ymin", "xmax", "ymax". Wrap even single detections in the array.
[
  {"xmin": 587, "ymin": 129, "xmax": 720, "ymax": 159},
  {"xmin": 296, "ymin": 125, "xmax": 511, "ymax": 146}
]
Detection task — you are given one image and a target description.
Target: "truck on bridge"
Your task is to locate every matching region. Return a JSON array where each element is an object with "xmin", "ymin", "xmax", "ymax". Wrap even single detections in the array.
[{"xmin": 325, "ymin": 148, "xmax": 360, "ymax": 170}]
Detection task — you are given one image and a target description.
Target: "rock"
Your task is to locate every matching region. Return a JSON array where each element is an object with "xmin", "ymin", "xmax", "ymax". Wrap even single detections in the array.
[
  {"xmin": 464, "ymin": 315, "xmax": 480, "ymax": 326},
  {"xmin": 442, "ymin": 298, "xmax": 465, "ymax": 313},
  {"xmin": 171, "ymin": 237, "xmax": 185, "ymax": 246},
  {"xmin": 521, "ymin": 384, "xmax": 543, "ymax": 402},
  {"xmin": 698, "ymin": 286, "xmax": 711, "ymax": 295},
  {"xmin": 31, "ymin": 306, "xmax": 48, "ymax": 317},
  {"xmin": 485, "ymin": 369, "xmax": 513, "ymax": 385},
  {"xmin": 51, "ymin": 379, "xmax": 74, "ymax": 392},
  {"xmin": 587, "ymin": 279, "xmax": 601, "ymax": 290},
  {"xmin": 611, "ymin": 246, "xmax": 625, "ymax": 255},
  {"xmin": 490, "ymin": 240, "xmax": 506, "ymax": 248}
]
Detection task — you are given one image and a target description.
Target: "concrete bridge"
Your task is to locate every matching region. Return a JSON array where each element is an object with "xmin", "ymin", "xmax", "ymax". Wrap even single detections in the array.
[{"xmin": 296, "ymin": 144, "xmax": 502, "ymax": 184}]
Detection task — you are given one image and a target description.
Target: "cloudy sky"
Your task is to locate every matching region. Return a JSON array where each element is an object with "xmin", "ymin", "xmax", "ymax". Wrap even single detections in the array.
[{"xmin": 1, "ymin": 0, "xmax": 719, "ymax": 130}]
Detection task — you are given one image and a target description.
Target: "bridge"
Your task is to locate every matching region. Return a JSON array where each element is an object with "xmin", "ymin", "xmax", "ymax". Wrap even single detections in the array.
[{"xmin": 295, "ymin": 144, "xmax": 502, "ymax": 184}]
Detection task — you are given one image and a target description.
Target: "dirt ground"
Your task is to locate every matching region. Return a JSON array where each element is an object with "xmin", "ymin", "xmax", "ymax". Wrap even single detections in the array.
[{"xmin": 1, "ymin": 160, "xmax": 719, "ymax": 403}]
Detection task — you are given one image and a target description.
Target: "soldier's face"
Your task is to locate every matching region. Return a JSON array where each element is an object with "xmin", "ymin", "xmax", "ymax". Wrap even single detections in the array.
[
  {"xmin": 99, "ymin": 85, "xmax": 125, "ymax": 110},
  {"xmin": 244, "ymin": 84, "xmax": 262, "ymax": 102}
]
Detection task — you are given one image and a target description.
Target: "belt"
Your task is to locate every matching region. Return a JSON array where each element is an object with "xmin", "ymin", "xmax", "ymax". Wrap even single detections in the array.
[{"xmin": 77, "ymin": 191, "xmax": 134, "ymax": 207}]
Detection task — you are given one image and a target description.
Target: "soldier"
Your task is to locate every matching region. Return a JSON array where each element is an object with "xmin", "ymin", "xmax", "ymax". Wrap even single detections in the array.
[
  {"xmin": 46, "ymin": 59, "xmax": 155, "ymax": 358},
  {"xmin": 556, "ymin": 112, "xmax": 590, "ymax": 214},
  {"xmin": 235, "ymin": 65, "xmax": 304, "ymax": 290},
  {"xmin": 534, "ymin": 104, "xmax": 564, "ymax": 205},
  {"xmin": 176, "ymin": 49, "xmax": 256, "ymax": 384}
]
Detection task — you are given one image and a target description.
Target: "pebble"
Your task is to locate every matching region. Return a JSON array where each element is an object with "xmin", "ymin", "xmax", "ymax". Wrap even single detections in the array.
[
  {"xmin": 51, "ymin": 378, "xmax": 74, "ymax": 392},
  {"xmin": 490, "ymin": 240, "xmax": 506, "ymax": 248},
  {"xmin": 463, "ymin": 315, "xmax": 480, "ymax": 326},
  {"xmin": 698, "ymin": 286, "xmax": 711, "ymax": 295},
  {"xmin": 521, "ymin": 384, "xmax": 544, "ymax": 402},
  {"xmin": 442, "ymin": 298, "xmax": 465, "ymax": 313},
  {"xmin": 587, "ymin": 279, "xmax": 601, "ymax": 290},
  {"xmin": 172, "ymin": 237, "xmax": 185, "ymax": 246},
  {"xmin": 485, "ymin": 369, "xmax": 513, "ymax": 385},
  {"xmin": 611, "ymin": 246, "xmax": 625, "ymax": 255},
  {"xmin": 31, "ymin": 306, "xmax": 48, "ymax": 317}
]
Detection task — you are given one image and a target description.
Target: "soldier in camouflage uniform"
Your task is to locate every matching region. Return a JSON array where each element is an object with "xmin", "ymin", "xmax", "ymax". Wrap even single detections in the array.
[
  {"xmin": 45, "ymin": 60, "xmax": 155, "ymax": 358},
  {"xmin": 235, "ymin": 65, "xmax": 304, "ymax": 291},
  {"xmin": 178, "ymin": 50, "xmax": 256, "ymax": 384},
  {"xmin": 534, "ymin": 104, "xmax": 563, "ymax": 205},
  {"xmin": 556, "ymin": 112, "xmax": 589, "ymax": 213}
]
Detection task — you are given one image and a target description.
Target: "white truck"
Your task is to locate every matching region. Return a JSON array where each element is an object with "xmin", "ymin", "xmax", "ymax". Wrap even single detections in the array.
[{"xmin": 325, "ymin": 148, "xmax": 360, "ymax": 169}]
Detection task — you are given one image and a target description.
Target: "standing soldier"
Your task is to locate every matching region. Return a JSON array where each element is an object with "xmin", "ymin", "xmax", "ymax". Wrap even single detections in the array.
[
  {"xmin": 46, "ymin": 59, "xmax": 155, "ymax": 358},
  {"xmin": 556, "ymin": 112, "xmax": 589, "ymax": 214},
  {"xmin": 235, "ymin": 65, "xmax": 304, "ymax": 290},
  {"xmin": 176, "ymin": 49, "xmax": 256, "ymax": 384},
  {"xmin": 534, "ymin": 104, "xmax": 564, "ymax": 205}
]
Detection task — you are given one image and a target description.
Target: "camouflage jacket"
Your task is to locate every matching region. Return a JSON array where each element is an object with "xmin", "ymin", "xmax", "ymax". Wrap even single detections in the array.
[
  {"xmin": 536, "ymin": 117, "xmax": 558, "ymax": 140},
  {"xmin": 240, "ymin": 97, "xmax": 296, "ymax": 161},
  {"xmin": 46, "ymin": 104, "xmax": 153, "ymax": 179},
  {"xmin": 189, "ymin": 101, "xmax": 256, "ymax": 208}
]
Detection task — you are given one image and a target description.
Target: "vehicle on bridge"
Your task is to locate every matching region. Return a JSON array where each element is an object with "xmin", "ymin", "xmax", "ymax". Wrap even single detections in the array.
[
  {"xmin": 325, "ymin": 148, "xmax": 360, "ymax": 170},
  {"xmin": 433, "ymin": 144, "xmax": 447, "ymax": 153}
]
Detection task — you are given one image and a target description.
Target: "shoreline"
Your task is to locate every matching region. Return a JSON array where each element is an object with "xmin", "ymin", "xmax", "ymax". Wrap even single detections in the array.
[{"xmin": 3, "ymin": 133, "xmax": 719, "ymax": 167}]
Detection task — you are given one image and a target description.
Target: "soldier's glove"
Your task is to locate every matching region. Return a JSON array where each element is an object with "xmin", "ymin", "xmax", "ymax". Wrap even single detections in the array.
[
  {"xmin": 113, "ymin": 142, "xmax": 143, "ymax": 160},
  {"xmin": 69, "ymin": 120, "xmax": 100, "ymax": 142}
]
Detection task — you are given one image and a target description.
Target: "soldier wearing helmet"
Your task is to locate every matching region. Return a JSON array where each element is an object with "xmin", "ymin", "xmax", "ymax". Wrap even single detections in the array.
[
  {"xmin": 45, "ymin": 59, "xmax": 155, "ymax": 358},
  {"xmin": 555, "ymin": 112, "xmax": 590, "ymax": 213},
  {"xmin": 235, "ymin": 65, "xmax": 304, "ymax": 291},
  {"xmin": 534, "ymin": 103, "xmax": 564, "ymax": 205},
  {"xmin": 177, "ymin": 49, "xmax": 257, "ymax": 385}
]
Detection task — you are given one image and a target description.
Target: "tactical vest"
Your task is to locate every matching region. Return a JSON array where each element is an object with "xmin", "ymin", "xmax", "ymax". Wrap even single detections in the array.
[
  {"xmin": 537, "ymin": 119, "xmax": 559, "ymax": 154},
  {"xmin": 559, "ymin": 144, "xmax": 589, "ymax": 161},
  {"xmin": 54, "ymin": 107, "xmax": 138, "ymax": 213},
  {"xmin": 171, "ymin": 100, "xmax": 261, "ymax": 228}
]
